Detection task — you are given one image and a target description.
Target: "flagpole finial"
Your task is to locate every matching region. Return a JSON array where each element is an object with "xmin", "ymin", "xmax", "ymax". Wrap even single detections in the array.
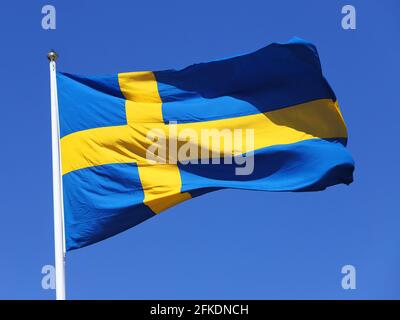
[{"xmin": 47, "ymin": 50, "xmax": 58, "ymax": 62}]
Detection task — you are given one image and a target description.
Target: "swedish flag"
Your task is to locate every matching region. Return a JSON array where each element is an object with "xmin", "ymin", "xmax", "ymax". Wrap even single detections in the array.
[{"xmin": 58, "ymin": 38, "xmax": 354, "ymax": 250}]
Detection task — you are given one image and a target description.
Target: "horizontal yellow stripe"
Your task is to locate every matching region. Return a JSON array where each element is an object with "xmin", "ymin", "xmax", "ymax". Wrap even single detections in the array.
[
  {"xmin": 61, "ymin": 125, "xmax": 141, "ymax": 174},
  {"xmin": 61, "ymin": 98, "xmax": 347, "ymax": 175},
  {"xmin": 176, "ymin": 99, "xmax": 347, "ymax": 157}
]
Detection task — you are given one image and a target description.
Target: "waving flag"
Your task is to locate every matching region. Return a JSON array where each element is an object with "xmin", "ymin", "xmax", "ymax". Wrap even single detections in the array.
[{"xmin": 58, "ymin": 38, "xmax": 354, "ymax": 250}]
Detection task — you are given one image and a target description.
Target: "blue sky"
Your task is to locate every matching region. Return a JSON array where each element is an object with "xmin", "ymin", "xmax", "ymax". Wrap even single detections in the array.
[{"xmin": 0, "ymin": 0, "xmax": 399, "ymax": 299}]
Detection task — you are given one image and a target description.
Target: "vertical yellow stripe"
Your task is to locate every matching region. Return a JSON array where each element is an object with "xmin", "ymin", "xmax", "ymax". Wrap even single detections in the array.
[
  {"xmin": 118, "ymin": 72, "xmax": 164, "ymax": 124},
  {"xmin": 118, "ymin": 71, "xmax": 191, "ymax": 213},
  {"xmin": 118, "ymin": 71, "xmax": 162, "ymax": 103},
  {"xmin": 137, "ymin": 164, "xmax": 191, "ymax": 213}
]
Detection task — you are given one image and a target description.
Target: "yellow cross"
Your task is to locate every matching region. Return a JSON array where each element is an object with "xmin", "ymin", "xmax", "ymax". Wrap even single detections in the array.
[{"xmin": 60, "ymin": 71, "xmax": 347, "ymax": 214}]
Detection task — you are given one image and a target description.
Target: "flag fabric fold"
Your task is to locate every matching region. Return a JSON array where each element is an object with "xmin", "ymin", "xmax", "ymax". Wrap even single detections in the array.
[{"xmin": 58, "ymin": 38, "xmax": 354, "ymax": 250}]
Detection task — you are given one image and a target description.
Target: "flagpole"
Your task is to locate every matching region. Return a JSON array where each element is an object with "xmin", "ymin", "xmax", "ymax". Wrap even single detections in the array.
[{"xmin": 48, "ymin": 50, "xmax": 66, "ymax": 300}]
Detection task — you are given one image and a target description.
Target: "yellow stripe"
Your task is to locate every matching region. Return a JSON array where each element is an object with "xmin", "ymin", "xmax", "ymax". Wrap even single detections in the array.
[
  {"xmin": 176, "ymin": 99, "xmax": 347, "ymax": 157},
  {"xmin": 118, "ymin": 72, "xmax": 164, "ymax": 124},
  {"xmin": 118, "ymin": 71, "xmax": 162, "ymax": 103},
  {"xmin": 136, "ymin": 164, "xmax": 191, "ymax": 213},
  {"xmin": 61, "ymin": 98, "xmax": 346, "ymax": 173},
  {"xmin": 61, "ymin": 125, "xmax": 143, "ymax": 174},
  {"xmin": 117, "ymin": 71, "xmax": 189, "ymax": 213}
]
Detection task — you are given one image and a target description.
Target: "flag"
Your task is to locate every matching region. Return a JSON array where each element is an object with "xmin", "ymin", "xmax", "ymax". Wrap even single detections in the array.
[{"xmin": 58, "ymin": 38, "xmax": 354, "ymax": 250}]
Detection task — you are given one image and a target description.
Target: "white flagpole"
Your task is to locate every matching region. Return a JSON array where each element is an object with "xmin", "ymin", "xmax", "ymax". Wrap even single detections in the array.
[{"xmin": 48, "ymin": 50, "xmax": 66, "ymax": 300}]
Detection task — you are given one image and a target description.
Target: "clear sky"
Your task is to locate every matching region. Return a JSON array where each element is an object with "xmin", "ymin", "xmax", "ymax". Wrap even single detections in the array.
[{"xmin": 0, "ymin": 0, "xmax": 399, "ymax": 299}]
